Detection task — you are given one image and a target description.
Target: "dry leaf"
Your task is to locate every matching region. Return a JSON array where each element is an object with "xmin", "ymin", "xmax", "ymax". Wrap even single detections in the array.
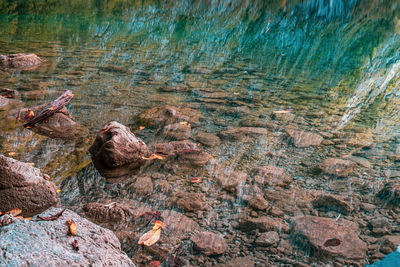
[
  {"xmin": 5, "ymin": 208, "xmax": 22, "ymax": 216},
  {"xmin": 179, "ymin": 121, "xmax": 191, "ymax": 127},
  {"xmin": 25, "ymin": 110, "xmax": 35, "ymax": 120},
  {"xmin": 8, "ymin": 152, "xmax": 17, "ymax": 156},
  {"xmin": 56, "ymin": 189, "xmax": 61, "ymax": 193},
  {"xmin": 273, "ymin": 109, "xmax": 293, "ymax": 114},
  {"xmin": 152, "ymin": 220, "xmax": 165, "ymax": 230},
  {"xmin": 23, "ymin": 217, "xmax": 32, "ymax": 220},
  {"xmin": 139, "ymin": 126, "xmax": 145, "ymax": 130},
  {"xmin": 149, "ymin": 261, "xmax": 161, "ymax": 267},
  {"xmin": 101, "ymin": 127, "xmax": 111, "ymax": 133},
  {"xmin": 138, "ymin": 228, "xmax": 161, "ymax": 246},
  {"xmin": 48, "ymin": 106, "xmax": 55, "ymax": 111},
  {"xmin": 27, "ymin": 162, "xmax": 34, "ymax": 166},
  {"xmin": 141, "ymin": 153, "xmax": 166, "ymax": 160},
  {"xmin": 67, "ymin": 219, "xmax": 77, "ymax": 235},
  {"xmin": 190, "ymin": 177, "xmax": 201, "ymax": 183}
]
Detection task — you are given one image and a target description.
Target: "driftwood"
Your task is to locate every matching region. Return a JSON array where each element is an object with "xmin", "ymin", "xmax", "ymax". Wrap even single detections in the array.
[{"xmin": 23, "ymin": 90, "xmax": 74, "ymax": 128}]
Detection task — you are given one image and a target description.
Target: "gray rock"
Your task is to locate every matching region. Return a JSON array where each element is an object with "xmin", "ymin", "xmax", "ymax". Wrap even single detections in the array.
[
  {"xmin": 0, "ymin": 208, "xmax": 134, "ymax": 266},
  {"xmin": 0, "ymin": 155, "xmax": 58, "ymax": 217}
]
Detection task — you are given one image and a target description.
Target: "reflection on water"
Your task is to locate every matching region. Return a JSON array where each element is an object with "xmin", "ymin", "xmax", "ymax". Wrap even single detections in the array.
[{"xmin": 1, "ymin": 0, "xmax": 400, "ymax": 266}]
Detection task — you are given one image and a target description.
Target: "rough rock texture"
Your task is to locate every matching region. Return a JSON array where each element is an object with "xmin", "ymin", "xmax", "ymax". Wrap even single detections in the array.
[
  {"xmin": 345, "ymin": 132, "xmax": 373, "ymax": 147},
  {"xmin": 239, "ymin": 185, "xmax": 269, "ymax": 210},
  {"xmin": 0, "ymin": 53, "xmax": 44, "ymax": 69},
  {"xmin": 255, "ymin": 231, "xmax": 280, "ymax": 247},
  {"xmin": 239, "ymin": 216, "xmax": 289, "ymax": 233},
  {"xmin": 138, "ymin": 105, "xmax": 203, "ymax": 127},
  {"xmin": 0, "ymin": 208, "xmax": 135, "ymax": 266},
  {"xmin": 272, "ymin": 110, "xmax": 295, "ymax": 122},
  {"xmin": 286, "ymin": 128, "xmax": 323, "ymax": 147},
  {"xmin": 89, "ymin": 121, "xmax": 149, "ymax": 178},
  {"xmin": 253, "ymin": 165, "xmax": 292, "ymax": 188},
  {"xmin": 319, "ymin": 158, "xmax": 356, "ymax": 177},
  {"xmin": 172, "ymin": 191, "xmax": 206, "ymax": 212},
  {"xmin": 312, "ymin": 193, "xmax": 354, "ymax": 214},
  {"xmin": 368, "ymin": 217, "xmax": 392, "ymax": 235},
  {"xmin": 18, "ymin": 106, "xmax": 88, "ymax": 140},
  {"xmin": 216, "ymin": 256, "xmax": 255, "ymax": 267},
  {"xmin": 194, "ymin": 131, "xmax": 221, "ymax": 147},
  {"xmin": 215, "ymin": 170, "xmax": 247, "ymax": 194},
  {"xmin": 192, "ymin": 231, "xmax": 228, "ymax": 255},
  {"xmin": 0, "ymin": 155, "xmax": 58, "ymax": 217},
  {"xmin": 130, "ymin": 175, "xmax": 154, "ymax": 195},
  {"xmin": 162, "ymin": 123, "xmax": 191, "ymax": 140},
  {"xmin": 376, "ymin": 182, "xmax": 400, "ymax": 204},
  {"xmin": 218, "ymin": 127, "xmax": 268, "ymax": 141},
  {"xmin": 0, "ymin": 95, "xmax": 23, "ymax": 112},
  {"xmin": 380, "ymin": 235, "xmax": 400, "ymax": 254},
  {"xmin": 291, "ymin": 215, "xmax": 367, "ymax": 260}
]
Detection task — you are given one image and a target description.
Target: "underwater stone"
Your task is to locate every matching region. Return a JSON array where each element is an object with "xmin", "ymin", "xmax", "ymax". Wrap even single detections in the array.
[
  {"xmin": 0, "ymin": 53, "xmax": 44, "ymax": 69},
  {"xmin": 286, "ymin": 128, "xmax": 323, "ymax": 148}
]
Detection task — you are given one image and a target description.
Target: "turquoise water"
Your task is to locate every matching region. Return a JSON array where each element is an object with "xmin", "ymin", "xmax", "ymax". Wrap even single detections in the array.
[{"xmin": 1, "ymin": 1, "xmax": 399, "ymax": 266}]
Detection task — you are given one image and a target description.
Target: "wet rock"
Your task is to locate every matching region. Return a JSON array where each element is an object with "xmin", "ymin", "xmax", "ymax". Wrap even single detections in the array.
[
  {"xmin": 255, "ymin": 231, "xmax": 280, "ymax": 247},
  {"xmin": 138, "ymin": 105, "xmax": 203, "ymax": 127},
  {"xmin": 360, "ymin": 203, "xmax": 376, "ymax": 213},
  {"xmin": 312, "ymin": 194, "xmax": 354, "ymax": 214},
  {"xmin": 0, "ymin": 95, "xmax": 23, "ymax": 111},
  {"xmin": 162, "ymin": 123, "xmax": 191, "ymax": 140},
  {"xmin": 239, "ymin": 185, "xmax": 269, "ymax": 211},
  {"xmin": 344, "ymin": 155, "xmax": 371, "ymax": 168},
  {"xmin": 0, "ymin": 208, "xmax": 134, "ymax": 266},
  {"xmin": 286, "ymin": 128, "xmax": 323, "ymax": 148},
  {"xmin": 272, "ymin": 110, "xmax": 295, "ymax": 122},
  {"xmin": 291, "ymin": 215, "xmax": 367, "ymax": 260},
  {"xmin": 218, "ymin": 127, "xmax": 268, "ymax": 141},
  {"xmin": 0, "ymin": 88, "xmax": 20, "ymax": 99},
  {"xmin": 192, "ymin": 231, "xmax": 228, "ymax": 255},
  {"xmin": 253, "ymin": 165, "xmax": 292, "ymax": 188},
  {"xmin": 0, "ymin": 155, "xmax": 58, "ymax": 217},
  {"xmin": 89, "ymin": 121, "xmax": 149, "ymax": 178},
  {"xmin": 99, "ymin": 65, "xmax": 128, "ymax": 73},
  {"xmin": 239, "ymin": 216, "xmax": 289, "ymax": 233},
  {"xmin": 130, "ymin": 175, "xmax": 154, "ymax": 195},
  {"xmin": 239, "ymin": 117, "xmax": 275, "ymax": 128},
  {"xmin": 172, "ymin": 191, "xmax": 206, "ymax": 212},
  {"xmin": 195, "ymin": 131, "xmax": 221, "ymax": 147},
  {"xmin": 151, "ymin": 140, "xmax": 197, "ymax": 156},
  {"xmin": 377, "ymin": 182, "xmax": 400, "ymax": 205},
  {"xmin": 178, "ymin": 149, "xmax": 213, "ymax": 166},
  {"xmin": 0, "ymin": 53, "xmax": 44, "ymax": 69},
  {"xmin": 216, "ymin": 256, "xmax": 254, "ymax": 267},
  {"xmin": 379, "ymin": 235, "xmax": 400, "ymax": 254},
  {"xmin": 345, "ymin": 132, "xmax": 373, "ymax": 148},
  {"xmin": 319, "ymin": 158, "xmax": 356, "ymax": 177},
  {"xmin": 215, "ymin": 170, "xmax": 247, "ymax": 194},
  {"xmin": 368, "ymin": 217, "xmax": 392, "ymax": 235}
]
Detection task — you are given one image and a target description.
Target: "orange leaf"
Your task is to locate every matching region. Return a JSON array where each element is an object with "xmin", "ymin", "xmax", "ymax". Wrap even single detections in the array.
[
  {"xmin": 25, "ymin": 126, "xmax": 32, "ymax": 129},
  {"xmin": 152, "ymin": 220, "xmax": 165, "ymax": 230},
  {"xmin": 48, "ymin": 106, "xmax": 55, "ymax": 111},
  {"xmin": 5, "ymin": 208, "xmax": 22, "ymax": 216},
  {"xmin": 67, "ymin": 219, "xmax": 77, "ymax": 235},
  {"xmin": 138, "ymin": 228, "xmax": 161, "ymax": 246},
  {"xmin": 190, "ymin": 177, "xmax": 201, "ymax": 183},
  {"xmin": 25, "ymin": 110, "xmax": 35, "ymax": 120},
  {"xmin": 23, "ymin": 217, "xmax": 32, "ymax": 220},
  {"xmin": 0, "ymin": 211, "xmax": 2, "ymax": 216},
  {"xmin": 179, "ymin": 121, "xmax": 191, "ymax": 127},
  {"xmin": 56, "ymin": 189, "xmax": 61, "ymax": 193},
  {"xmin": 102, "ymin": 127, "xmax": 111, "ymax": 133},
  {"xmin": 8, "ymin": 152, "xmax": 17, "ymax": 156},
  {"xmin": 139, "ymin": 126, "xmax": 145, "ymax": 130},
  {"xmin": 141, "ymin": 153, "xmax": 166, "ymax": 160},
  {"xmin": 149, "ymin": 261, "xmax": 161, "ymax": 267}
]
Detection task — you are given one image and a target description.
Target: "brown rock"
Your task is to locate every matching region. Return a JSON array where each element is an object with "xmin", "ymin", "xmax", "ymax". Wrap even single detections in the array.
[
  {"xmin": 192, "ymin": 231, "xmax": 228, "ymax": 255},
  {"xmin": 89, "ymin": 121, "xmax": 149, "ymax": 178},
  {"xmin": 291, "ymin": 215, "xmax": 367, "ymax": 260},
  {"xmin": 345, "ymin": 132, "xmax": 373, "ymax": 147},
  {"xmin": 0, "ymin": 95, "xmax": 23, "ymax": 111},
  {"xmin": 138, "ymin": 105, "xmax": 203, "ymax": 127},
  {"xmin": 0, "ymin": 155, "xmax": 58, "ymax": 217},
  {"xmin": 312, "ymin": 194, "xmax": 354, "ymax": 214},
  {"xmin": 239, "ymin": 185, "xmax": 269, "ymax": 210},
  {"xmin": 195, "ymin": 132, "xmax": 221, "ymax": 147},
  {"xmin": 239, "ymin": 216, "xmax": 289, "ymax": 233},
  {"xmin": 272, "ymin": 110, "xmax": 295, "ymax": 122},
  {"xmin": 215, "ymin": 171, "xmax": 247, "ymax": 194},
  {"xmin": 0, "ymin": 53, "xmax": 44, "ymax": 69},
  {"xmin": 379, "ymin": 235, "xmax": 400, "ymax": 253},
  {"xmin": 253, "ymin": 165, "xmax": 292, "ymax": 188},
  {"xmin": 286, "ymin": 128, "xmax": 323, "ymax": 148},
  {"xmin": 368, "ymin": 217, "xmax": 392, "ymax": 235},
  {"xmin": 319, "ymin": 158, "xmax": 356, "ymax": 177},
  {"xmin": 172, "ymin": 191, "xmax": 206, "ymax": 212},
  {"xmin": 377, "ymin": 182, "xmax": 400, "ymax": 204},
  {"xmin": 162, "ymin": 123, "xmax": 191, "ymax": 140},
  {"xmin": 218, "ymin": 127, "xmax": 268, "ymax": 141},
  {"xmin": 130, "ymin": 176, "xmax": 153, "ymax": 195},
  {"xmin": 216, "ymin": 256, "xmax": 255, "ymax": 267},
  {"xmin": 255, "ymin": 231, "xmax": 280, "ymax": 247},
  {"xmin": 0, "ymin": 88, "xmax": 20, "ymax": 99}
]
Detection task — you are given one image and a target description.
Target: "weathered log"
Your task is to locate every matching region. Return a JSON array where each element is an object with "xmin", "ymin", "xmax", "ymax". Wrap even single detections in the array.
[{"xmin": 23, "ymin": 90, "xmax": 74, "ymax": 128}]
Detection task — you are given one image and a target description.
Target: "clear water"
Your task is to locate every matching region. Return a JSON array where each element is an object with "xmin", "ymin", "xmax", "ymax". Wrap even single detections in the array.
[{"xmin": 1, "ymin": 0, "xmax": 399, "ymax": 266}]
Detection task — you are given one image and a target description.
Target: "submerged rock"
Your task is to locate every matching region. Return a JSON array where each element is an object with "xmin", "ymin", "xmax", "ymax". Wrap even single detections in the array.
[
  {"xmin": 194, "ymin": 131, "xmax": 221, "ymax": 147},
  {"xmin": 162, "ymin": 122, "xmax": 191, "ymax": 140},
  {"xmin": 138, "ymin": 105, "xmax": 203, "ymax": 127},
  {"xmin": 216, "ymin": 256, "xmax": 255, "ymax": 267},
  {"xmin": 312, "ymin": 193, "xmax": 355, "ymax": 214},
  {"xmin": 239, "ymin": 185, "xmax": 269, "ymax": 211},
  {"xmin": 0, "ymin": 208, "xmax": 135, "ymax": 266},
  {"xmin": 215, "ymin": 170, "xmax": 247, "ymax": 194},
  {"xmin": 89, "ymin": 121, "xmax": 149, "ymax": 178},
  {"xmin": 286, "ymin": 128, "xmax": 323, "ymax": 148},
  {"xmin": 218, "ymin": 127, "xmax": 268, "ymax": 141},
  {"xmin": 172, "ymin": 191, "xmax": 207, "ymax": 212},
  {"xmin": 0, "ymin": 155, "xmax": 58, "ymax": 217},
  {"xmin": 376, "ymin": 182, "xmax": 400, "ymax": 205},
  {"xmin": 255, "ymin": 231, "xmax": 280, "ymax": 247},
  {"xmin": 0, "ymin": 53, "xmax": 44, "ymax": 69},
  {"xmin": 253, "ymin": 165, "xmax": 292, "ymax": 188},
  {"xmin": 291, "ymin": 215, "xmax": 367, "ymax": 260},
  {"xmin": 319, "ymin": 158, "xmax": 356, "ymax": 177},
  {"xmin": 239, "ymin": 216, "xmax": 289, "ymax": 233},
  {"xmin": 192, "ymin": 231, "xmax": 228, "ymax": 255}
]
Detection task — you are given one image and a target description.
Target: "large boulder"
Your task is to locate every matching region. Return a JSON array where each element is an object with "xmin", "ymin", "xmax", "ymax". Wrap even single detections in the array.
[
  {"xmin": 0, "ymin": 155, "xmax": 58, "ymax": 217},
  {"xmin": 0, "ymin": 53, "xmax": 44, "ymax": 69},
  {"xmin": 89, "ymin": 121, "xmax": 149, "ymax": 178},
  {"xmin": 291, "ymin": 215, "xmax": 367, "ymax": 260},
  {"xmin": 286, "ymin": 128, "xmax": 323, "ymax": 148},
  {"xmin": 0, "ymin": 208, "xmax": 135, "ymax": 266}
]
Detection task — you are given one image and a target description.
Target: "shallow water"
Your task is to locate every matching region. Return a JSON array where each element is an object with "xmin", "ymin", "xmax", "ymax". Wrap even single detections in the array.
[{"xmin": 1, "ymin": 0, "xmax": 399, "ymax": 266}]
